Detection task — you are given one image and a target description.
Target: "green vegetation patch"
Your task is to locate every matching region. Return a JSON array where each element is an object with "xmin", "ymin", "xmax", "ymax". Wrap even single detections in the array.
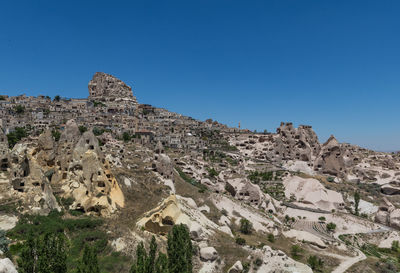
[
  {"xmin": 176, "ymin": 168, "xmax": 207, "ymax": 193},
  {"xmin": 7, "ymin": 210, "xmax": 132, "ymax": 273}
]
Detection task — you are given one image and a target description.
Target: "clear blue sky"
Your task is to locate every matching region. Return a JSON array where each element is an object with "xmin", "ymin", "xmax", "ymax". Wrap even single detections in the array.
[{"xmin": 0, "ymin": 1, "xmax": 399, "ymax": 151}]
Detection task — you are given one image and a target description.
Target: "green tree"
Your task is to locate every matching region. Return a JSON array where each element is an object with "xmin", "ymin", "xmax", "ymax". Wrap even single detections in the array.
[
  {"xmin": 7, "ymin": 127, "xmax": 27, "ymax": 148},
  {"xmin": 52, "ymin": 130, "xmax": 61, "ymax": 142},
  {"xmin": 145, "ymin": 236, "xmax": 157, "ymax": 273},
  {"xmin": 122, "ymin": 132, "xmax": 132, "ymax": 142},
  {"xmin": 130, "ymin": 242, "xmax": 147, "ymax": 273},
  {"xmin": 37, "ymin": 233, "xmax": 67, "ymax": 273},
  {"xmin": 18, "ymin": 232, "xmax": 67, "ymax": 273},
  {"xmin": 18, "ymin": 232, "xmax": 36, "ymax": 273},
  {"xmin": 291, "ymin": 244, "xmax": 303, "ymax": 259},
  {"xmin": 79, "ymin": 126, "xmax": 88, "ymax": 134},
  {"xmin": 92, "ymin": 127, "xmax": 104, "ymax": 136},
  {"xmin": 307, "ymin": 255, "xmax": 324, "ymax": 271},
  {"xmin": 131, "ymin": 225, "xmax": 192, "ymax": 273},
  {"xmin": 154, "ymin": 253, "xmax": 168, "ymax": 273},
  {"xmin": 267, "ymin": 233, "xmax": 275, "ymax": 243},
  {"xmin": 167, "ymin": 224, "xmax": 192, "ymax": 273},
  {"xmin": 392, "ymin": 240, "xmax": 399, "ymax": 252},
  {"xmin": 14, "ymin": 105, "xmax": 25, "ymax": 114},
  {"xmin": 354, "ymin": 191, "xmax": 361, "ymax": 215},
  {"xmin": 207, "ymin": 168, "xmax": 218, "ymax": 178},
  {"xmin": 239, "ymin": 218, "xmax": 252, "ymax": 235},
  {"xmin": 54, "ymin": 95, "xmax": 61, "ymax": 102},
  {"xmin": 77, "ymin": 244, "xmax": 100, "ymax": 273},
  {"xmin": 0, "ymin": 230, "xmax": 10, "ymax": 253},
  {"xmin": 235, "ymin": 237, "xmax": 246, "ymax": 245}
]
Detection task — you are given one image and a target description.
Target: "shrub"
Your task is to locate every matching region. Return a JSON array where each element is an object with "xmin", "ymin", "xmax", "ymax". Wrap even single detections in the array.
[
  {"xmin": 52, "ymin": 129, "xmax": 61, "ymax": 141},
  {"xmin": 122, "ymin": 132, "xmax": 132, "ymax": 142},
  {"xmin": 235, "ymin": 237, "xmax": 246, "ymax": 246},
  {"xmin": 242, "ymin": 262, "xmax": 250, "ymax": 273},
  {"xmin": 7, "ymin": 127, "xmax": 27, "ymax": 148},
  {"xmin": 14, "ymin": 105, "xmax": 25, "ymax": 114},
  {"xmin": 93, "ymin": 127, "xmax": 105, "ymax": 136},
  {"xmin": 267, "ymin": 233, "xmax": 275, "ymax": 243},
  {"xmin": 0, "ymin": 230, "xmax": 10, "ymax": 253},
  {"xmin": 307, "ymin": 255, "xmax": 324, "ymax": 271},
  {"xmin": 354, "ymin": 191, "xmax": 361, "ymax": 216},
  {"xmin": 326, "ymin": 222, "xmax": 336, "ymax": 232},
  {"xmin": 291, "ymin": 244, "xmax": 303, "ymax": 259},
  {"xmin": 239, "ymin": 218, "xmax": 252, "ymax": 235},
  {"xmin": 79, "ymin": 126, "xmax": 88, "ymax": 134},
  {"xmin": 391, "ymin": 240, "xmax": 399, "ymax": 252},
  {"xmin": 93, "ymin": 101, "xmax": 106, "ymax": 107},
  {"xmin": 207, "ymin": 168, "xmax": 219, "ymax": 177},
  {"xmin": 254, "ymin": 258, "xmax": 263, "ymax": 267}
]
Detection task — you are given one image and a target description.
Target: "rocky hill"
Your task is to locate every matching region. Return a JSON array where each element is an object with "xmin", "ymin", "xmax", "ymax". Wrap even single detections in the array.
[{"xmin": 0, "ymin": 73, "xmax": 399, "ymax": 273}]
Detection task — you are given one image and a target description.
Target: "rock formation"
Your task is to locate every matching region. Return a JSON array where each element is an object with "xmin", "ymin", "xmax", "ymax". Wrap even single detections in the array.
[
  {"xmin": 7, "ymin": 120, "xmax": 124, "ymax": 216},
  {"xmin": 283, "ymin": 176, "xmax": 344, "ymax": 211},
  {"xmin": 88, "ymin": 72, "xmax": 137, "ymax": 103}
]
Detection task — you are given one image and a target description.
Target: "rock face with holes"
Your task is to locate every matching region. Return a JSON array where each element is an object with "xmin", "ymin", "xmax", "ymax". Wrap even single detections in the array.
[
  {"xmin": 53, "ymin": 125, "xmax": 124, "ymax": 215},
  {"xmin": 152, "ymin": 142, "xmax": 173, "ymax": 179},
  {"xmin": 6, "ymin": 120, "xmax": 124, "ymax": 216},
  {"xmin": 9, "ymin": 144, "xmax": 31, "ymax": 192},
  {"xmin": 314, "ymin": 135, "xmax": 347, "ymax": 177},
  {"xmin": 137, "ymin": 195, "xmax": 182, "ymax": 235},
  {"xmin": 274, "ymin": 123, "xmax": 320, "ymax": 162},
  {"xmin": 88, "ymin": 72, "xmax": 137, "ymax": 103}
]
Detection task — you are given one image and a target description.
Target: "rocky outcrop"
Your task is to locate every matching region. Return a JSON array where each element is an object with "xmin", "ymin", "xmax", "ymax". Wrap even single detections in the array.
[
  {"xmin": 58, "ymin": 129, "xmax": 125, "ymax": 215},
  {"xmin": 36, "ymin": 130, "xmax": 55, "ymax": 166},
  {"xmin": 152, "ymin": 142, "xmax": 173, "ymax": 179},
  {"xmin": 137, "ymin": 195, "xmax": 182, "ymax": 235},
  {"xmin": 273, "ymin": 123, "xmax": 320, "ymax": 162},
  {"xmin": 375, "ymin": 198, "xmax": 400, "ymax": 230},
  {"xmin": 88, "ymin": 72, "xmax": 137, "ymax": 103},
  {"xmin": 283, "ymin": 176, "xmax": 344, "ymax": 211},
  {"xmin": 314, "ymin": 135, "xmax": 346, "ymax": 177},
  {"xmin": 7, "ymin": 120, "xmax": 124, "ymax": 216}
]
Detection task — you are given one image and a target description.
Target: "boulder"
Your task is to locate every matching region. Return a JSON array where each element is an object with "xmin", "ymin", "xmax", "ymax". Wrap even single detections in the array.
[
  {"xmin": 0, "ymin": 258, "xmax": 17, "ymax": 273},
  {"xmin": 189, "ymin": 222, "xmax": 203, "ymax": 241},
  {"xmin": 200, "ymin": 247, "xmax": 218, "ymax": 261},
  {"xmin": 228, "ymin": 261, "xmax": 243, "ymax": 273}
]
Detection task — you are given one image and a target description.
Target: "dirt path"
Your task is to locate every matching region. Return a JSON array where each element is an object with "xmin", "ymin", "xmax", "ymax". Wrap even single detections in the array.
[{"xmin": 328, "ymin": 249, "xmax": 366, "ymax": 273}]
